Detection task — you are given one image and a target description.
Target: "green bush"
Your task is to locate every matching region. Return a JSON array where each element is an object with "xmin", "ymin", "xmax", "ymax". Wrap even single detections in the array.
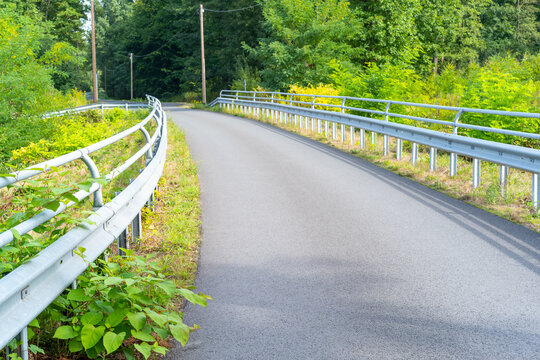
[
  {"xmin": 34, "ymin": 250, "xmax": 208, "ymax": 359},
  {"xmin": 1, "ymin": 109, "xmax": 147, "ymax": 172},
  {"xmin": 328, "ymin": 55, "xmax": 539, "ymax": 146}
]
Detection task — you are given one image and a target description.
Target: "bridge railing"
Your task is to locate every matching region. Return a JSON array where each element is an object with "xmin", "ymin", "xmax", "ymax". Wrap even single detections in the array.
[
  {"xmin": 0, "ymin": 96, "xmax": 167, "ymax": 358},
  {"xmin": 211, "ymin": 90, "xmax": 540, "ymax": 209}
]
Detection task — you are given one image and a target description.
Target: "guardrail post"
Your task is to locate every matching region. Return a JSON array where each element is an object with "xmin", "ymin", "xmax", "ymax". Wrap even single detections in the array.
[
  {"xmin": 371, "ymin": 132, "xmax": 377, "ymax": 147},
  {"xmin": 132, "ymin": 211, "xmax": 142, "ymax": 242},
  {"xmin": 429, "ymin": 148, "xmax": 437, "ymax": 171},
  {"xmin": 473, "ymin": 159, "xmax": 481, "ymax": 188},
  {"xmin": 270, "ymin": 94, "xmax": 275, "ymax": 121},
  {"xmin": 305, "ymin": 116, "xmax": 309, "ymax": 130},
  {"xmin": 411, "ymin": 143, "xmax": 418, "ymax": 165},
  {"xmin": 114, "ymin": 192, "xmax": 128, "ymax": 256},
  {"xmin": 253, "ymin": 92, "xmax": 257, "ymax": 117},
  {"xmin": 288, "ymin": 95, "xmax": 293, "ymax": 125},
  {"xmin": 350, "ymin": 126, "xmax": 355, "ymax": 145},
  {"xmin": 533, "ymin": 173, "xmax": 539, "ymax": 210},
  {"xmin": 325, "ymin": 121, "xmax": 329, "ymax": 137},
  {"xmin": 81, "ymin": 153, "xmax": 104, "ymax": 208},
  {"xmin": 340, "ymin": 98, "xmax": 346, "ymax": 143},
  {"xmin": 127, "ymin": 178, "xmax": 143, "ymax": 243},
  {"xmin": 125, "ymin": 103, "xmax": 129, "ymax": 114},
  {"xmin": 450, "ymin": 110, "xmax": 463, "ymax": 177},
  {"xmin": 450, "ymin": 153, "xmax": 458, "ymax": 176},
  {"xmin": 21, "ymin": 327, "xmax": 28, "ymax": 360},
  {"xmin": 101, "ymin": 103, "xmax": 105, "ymax": 117},
  {"xmin": 383, "ymin": 102, "xmax": 391, "ymax": 155},
  {"xmin": 360, "ymin": 129, "xmax": 365, "ymax": 149},
  {"xmin": 332, "ymin": 122, "xmax": 337, "ymax": 140},
  {"xmin": 9, "ymin": 328, "xmax": 29, "ymax": 360},
  {"xmin": 383, "ymin": 136, "xmax": 389, "ymax": 155},
  {"xmin": 499, "ymin": 165, "xmax": 508, "ymax": 192},
  {"xmin": 396, "ymin": 139, "xmax": 403, "ymax": 160},
  {"xmin": 117, "ymin": 229, "xmax": 127, "ymax": 256}
]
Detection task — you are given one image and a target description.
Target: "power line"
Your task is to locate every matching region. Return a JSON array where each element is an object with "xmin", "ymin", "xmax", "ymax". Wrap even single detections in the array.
[
  {"xmin": 204, "ymin": 3, "xmax": 261, "ymax": 13},
  {"xmin": 133, "ymin": 32, "xmax": 182, "ymax": 58},
  {"xmin": 131, "ymin": 3, "xmax": 261, "ymax": 58}
]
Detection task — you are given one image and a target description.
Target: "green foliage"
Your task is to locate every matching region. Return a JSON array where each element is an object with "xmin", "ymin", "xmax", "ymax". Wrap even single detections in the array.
[
  {"xmin": 0, "ymin": 0, "xmax": 89, "ymax": 104},
  {"xmin": 460, "ymin": 56, "xmax": 539, "ymax": 146},
  {"xmin": 231, "ymin": 59, "xmax": 261, "ymax": 92},
  {"xmin": 0, "ymin": 108, "xmax": 146, "ymax": 170},
  {"xmin": 38, "ymin": 251, "xmax": 208, "ymax": 359},
  {"xmin": 96, "ymin": 0, "xmax": 264, "ymax": 100},
  {"xmin": 329, "ymin": 55, "xmax": 539, "ymax": 145},
  {"xmin": 350, "ymin": 0, "xmax": 423, "ymax": 64},
  {"xmin": 245, "ymin": 0, "xmax": 363, "ymax": 90},
  {"xmin": 480, "ymin": 0, "xmax": 539, "ymax": 61},
  {"xmin": 0, "ymin": 168, "xmax": 102, "ymax": 277}
]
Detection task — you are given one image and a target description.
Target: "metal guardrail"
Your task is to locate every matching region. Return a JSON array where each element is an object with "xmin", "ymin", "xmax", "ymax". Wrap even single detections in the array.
[
  {"xmin": 211, "ymin": 90, "xmax": 540, "ymax": 209},
  {"xmin": 42, "ymin": 102, "xmax": 149, "ymax": 119},
  {"xmin": 0, "ymin": 96, "xmax": 167, "ymax": 358}
]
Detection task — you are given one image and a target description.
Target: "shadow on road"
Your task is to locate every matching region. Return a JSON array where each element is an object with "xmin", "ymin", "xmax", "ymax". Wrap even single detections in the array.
[{"xmin": 200, "ymin": 111, "xmax": 540, "ymax": 276}]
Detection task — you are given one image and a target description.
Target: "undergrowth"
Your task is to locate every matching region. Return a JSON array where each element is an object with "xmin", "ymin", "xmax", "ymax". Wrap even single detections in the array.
[{"xmin": 1, "ymin": 110, "xmax": 206, "ymax": 359}]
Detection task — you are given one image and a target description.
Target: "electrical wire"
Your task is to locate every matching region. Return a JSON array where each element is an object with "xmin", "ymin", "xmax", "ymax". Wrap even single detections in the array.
[
  {"xmin": 129, "ymin": 3, "xmax": 261, "ymax": 59},
  {"xmin": 203, "ymin": 3, "xmax": 261, "ymax": 13},
  {"xmin": 133, "ymin": 32, "xmax": 182, "ymax": 58}
]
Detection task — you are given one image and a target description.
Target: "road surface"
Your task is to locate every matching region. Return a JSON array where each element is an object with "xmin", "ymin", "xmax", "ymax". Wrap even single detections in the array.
[{"xmin": 165, "ymin": 107, "xmax": 539, "ymax": 360}]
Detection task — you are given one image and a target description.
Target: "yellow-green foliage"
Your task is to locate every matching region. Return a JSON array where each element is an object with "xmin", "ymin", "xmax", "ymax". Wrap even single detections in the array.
[
  {"xmin": 0, "ymin": 3, "xmax": 85, "ymax": 122},
  {"xmin": 328, "ymin": 55, "xmax": 539, "ymax": 146},
  {"xmin": 289, "ymin": 83, "xmax": 341, "ymax": 111},
  {"xmin": 9, "ymin": 109, "xmax": 148, "ymax": 168}
]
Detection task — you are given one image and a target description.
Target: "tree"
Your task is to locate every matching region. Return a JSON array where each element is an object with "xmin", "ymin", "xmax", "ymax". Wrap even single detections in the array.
[
  {"xmin": 95, "ymin": 0, "xmax": 264, "ymax": 100},
  {"xmin": 349, "ymin": 0, "xmax": 422, "ymax": 64},
  {"xmin": 480, "ymin": 0, "xmax": 540, "ymax": 60},
  {"xmin": 414, "ymin": 0, "xmax": 490, "ymax": 74},
  {"xmin": 246, "ymin": 0, "xmax": 363, "ymax": 90}
]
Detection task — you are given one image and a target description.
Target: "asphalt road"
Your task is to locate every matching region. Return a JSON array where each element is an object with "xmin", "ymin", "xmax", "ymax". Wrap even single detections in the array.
[{"xmin": 165, "ymin": 107, "xmax": 540, "ymax": 360}]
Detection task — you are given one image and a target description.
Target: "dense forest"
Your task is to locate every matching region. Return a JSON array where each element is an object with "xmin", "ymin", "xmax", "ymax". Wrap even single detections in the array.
[
  {"xmin": 94, "ymin": 0, "xmax": 539, "ymax": 102},
  {"xmin": 0, "ymin": 0, "xmax": 538, "ymax": 108}
]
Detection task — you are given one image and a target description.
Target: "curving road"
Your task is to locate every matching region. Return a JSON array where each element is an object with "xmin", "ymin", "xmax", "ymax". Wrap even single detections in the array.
[{"xmin": 165, "ymin": 107, "xmax": 539, "ymax": 360}]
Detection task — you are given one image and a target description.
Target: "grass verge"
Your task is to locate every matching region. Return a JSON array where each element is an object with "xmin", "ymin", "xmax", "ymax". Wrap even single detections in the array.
[{"xmin": 134, "ymin": 118, "xmax": 201, "ymax": 295}]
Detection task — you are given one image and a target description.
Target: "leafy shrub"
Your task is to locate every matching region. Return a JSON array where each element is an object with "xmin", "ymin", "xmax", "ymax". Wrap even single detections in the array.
[
  {"xmin": 289, "ymin": 83, "xmax": 341, "ymax": 111},
  {"xmin": 182, "ymin": 91, "xmax": 200, "ymax": 103},
  {"xmin": 328, "ymin": 55, "xmax": 539, "ymax": 145},
  {"xmin": 33, "ymin": 250, "xmax": 208, "ymax": 359},
  {"xmin": 7, "ymin": 109, "xmax": 147, "ymax": 169}
]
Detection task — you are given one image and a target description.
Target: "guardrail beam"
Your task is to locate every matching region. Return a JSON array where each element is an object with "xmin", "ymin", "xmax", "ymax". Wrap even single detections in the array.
[{"xmin": 0, "ymin": 96, "xmax": 166, "ymax": 351}]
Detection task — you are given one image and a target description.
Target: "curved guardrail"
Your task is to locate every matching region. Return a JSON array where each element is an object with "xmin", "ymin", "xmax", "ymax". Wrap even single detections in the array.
[
  {"xmin": 0, "ymin": 96, "xmax": 167, "ymax": 358},
  {"xmin": 211, "ymin": 90, "xmax": 540, "ymax": 209}
]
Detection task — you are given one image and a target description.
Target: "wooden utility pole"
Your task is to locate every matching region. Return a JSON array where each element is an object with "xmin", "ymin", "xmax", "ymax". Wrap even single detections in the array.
[
  {"xmin": 200, "ymin": 4, "xmax": 206, "ymax": 104},
  {"xmin": 91, "ymin": 0, "xmax": 98, "ymax": 103},
  {"xmin": 130, "ymin": 53, "xmax": 134, "ymax": 100}
]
